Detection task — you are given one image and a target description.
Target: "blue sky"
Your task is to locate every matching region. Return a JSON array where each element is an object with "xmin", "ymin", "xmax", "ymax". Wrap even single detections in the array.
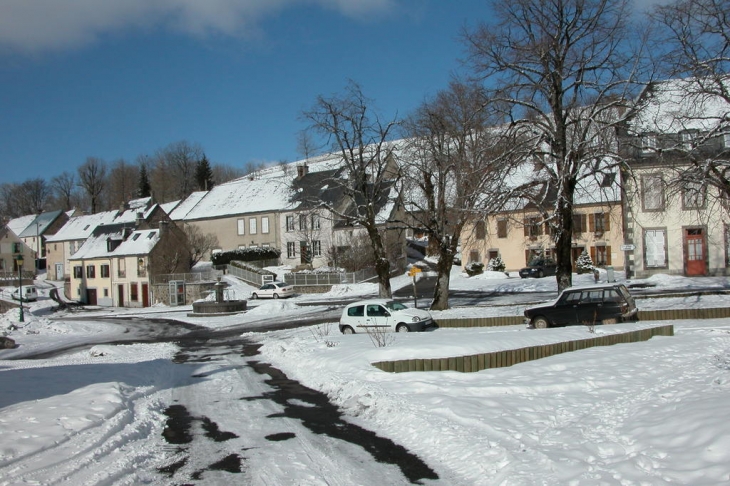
[{"xmin": 0, "ymin": 0, "xmax": 491, "ymax": 184}]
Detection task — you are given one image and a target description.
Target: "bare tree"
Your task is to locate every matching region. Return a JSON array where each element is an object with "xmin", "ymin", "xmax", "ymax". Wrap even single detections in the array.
[
  {"xmin": 160, "ymin": 141, "xmax": 204, "ymax": 200},
  {"xmin": 184, "ymin": 224, "xmax": 220, "ymax": 267},
  {"xmin": 649, "ymin": 0, "xmax": 730, "ymax": 202},
  {"xmin": 107, "ymin": 159, "xmax": 139, "ymax": 209},
  {"xmin": 148, "ymin": 153, "xmax": 175, "ymax": 203},
  {"xmin": 303, "ymin": 81, "xmax": 399, "ymax": 298},
  {"xmin": 0, "ymin": 183, "xmax": 20, "ymax": 219},
  {"xmin": 51, "ymin": 172, "xmax": 81, "ymax": 211},
  {"xmin": 464, "ymin": 0, "xmax": 642, "ymax": 291},
  {"xmin": 401, "ymin": 80, "xmax": 517, "ymax": 310},
  {"xmin": 211, "ymin": 163, "xmax": 245, "ymax": 185},
  {"xmin": 16, "ymin": 178, "xmax": 51, "ymax": 215},
  {"xmin": 78, "ymin": 157, "xmax": 108, "ymax": 214}
]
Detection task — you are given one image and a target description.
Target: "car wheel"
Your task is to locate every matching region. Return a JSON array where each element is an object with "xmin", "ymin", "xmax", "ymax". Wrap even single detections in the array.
[
  {"xmin": 251, "ymin": 293, "xmax": 258, "ymax": 299},
  {"xmin": 273, "ymin": 293, "xmax": 279, "ymax": 299},
  {"xmin": 537, "ymin": 270, "xmax": 544, "ymax": 278},
  {"xmin": 396, "ymin": 324, "xmax": 410, "ymax": 333},
  {"xmin": 532, "ymin": 316, "xmax": 549, "ymax": 329},
  {"xmin": 341, "ymin": 326, "xmax": 355, "ymax": 334}
]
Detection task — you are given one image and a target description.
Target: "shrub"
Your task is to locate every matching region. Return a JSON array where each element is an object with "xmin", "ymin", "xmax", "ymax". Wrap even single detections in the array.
[
  {"xmin": 465, "ymin": 262, "xmax": 484, "ymax": 276},
  {"xmin": 211, "ymin": 247, "xmax": 281, "ymax": 266},
  {"xmin": 487, "ymin": 256, "xmax": 506, "ymax": 272},
  {"xmin": 575, "ymin": 250, "xmax": 595, "ymax": 274}
]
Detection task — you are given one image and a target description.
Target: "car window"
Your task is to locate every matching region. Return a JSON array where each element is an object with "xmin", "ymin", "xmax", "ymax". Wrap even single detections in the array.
[
  {"xmin": 603, "ymin": 289, "xmax": 622, "ymax": 303},
  {"xmin": 580, "ymin": 290, "xmax": 603, "ymax": 303},
  {"xmin": 347, "ymin": 305, "xmax": 364, "ymax": 317},
  {"xmin": 385, "ymin": 301, "xmax": 407, "ymax": 311},
  {"xmin": 367, "ymin": 305, "xmax": 388, "ymax": 317},
  {"xmin": 563, "ymin": 292, "xmax": 580, "ymax": 304}
]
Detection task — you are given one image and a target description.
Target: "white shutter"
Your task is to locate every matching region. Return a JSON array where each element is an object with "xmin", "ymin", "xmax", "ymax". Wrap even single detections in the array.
[{"xmin": 645, "ymin": 230, "xmax": 666, "ymax": 267}]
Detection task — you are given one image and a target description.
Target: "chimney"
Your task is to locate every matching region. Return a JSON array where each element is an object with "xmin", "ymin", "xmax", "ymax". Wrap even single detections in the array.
[
  {"xmin": 158, "ymin": 221, "xmax": 168, "ymax": 237},
  {"xmin": 135, "ymin": 211, "xmax": 144, "ymax": 227},
  {"xmin": 297, "ymin": 163, "xmax": 309, "ymax": 178}
]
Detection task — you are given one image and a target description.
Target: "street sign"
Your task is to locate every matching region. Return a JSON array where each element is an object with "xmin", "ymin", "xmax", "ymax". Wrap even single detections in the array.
[
  {"xmin": 620, "ymin": 244, "xmax": 635, "ymax": 251},
  {"xmin": 408, "ymin": 267, "xmax": 422, "ymax": 277}
]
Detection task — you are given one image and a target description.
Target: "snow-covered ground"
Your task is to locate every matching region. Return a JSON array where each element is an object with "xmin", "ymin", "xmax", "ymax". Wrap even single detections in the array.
[{"xmin": 1, "ymin": 268, "xmax": 729, "ymax": 484}]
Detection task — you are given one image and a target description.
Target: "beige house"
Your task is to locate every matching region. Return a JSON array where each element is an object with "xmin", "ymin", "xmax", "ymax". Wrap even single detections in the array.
[
  {"xmin": 68, "ymin": 221, "xmax": 189, "ymax": 307},
  {"xmin": 46, "ymin": 199, "xmax": 169, "ymax": 282},
  {"xmin": 622, "ymin": 78, "xmax": 730, "ymax": 277},
  {"xmin": 0, "ymin": 225, "xmax": 34, "ymax": 278}
]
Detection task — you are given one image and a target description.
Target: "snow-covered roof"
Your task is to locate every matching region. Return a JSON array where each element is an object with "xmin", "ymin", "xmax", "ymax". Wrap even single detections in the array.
[
  {"xmin": 71, "ymin": 228, "xmax": 160, "ymax": 260},
  {"xmin": 46, "ymin": 210, "xmax": 120, "ymax": 242},
  {"xmin": 6, "ymin": 214, "xmax": 37, "ymax": 237},
  {"xmin": 168, "ymin": 191, "xmax": 207, "ymax": 221},
  {"xmin": 629, "ymin": 77, "xmax": 730, "ymax": 134},
  {"xmin": 159, "ymin": 200, "xmax": 181, "ymax": 217},
  {"xmin": 181, "ymin": 177, "xmax": 295, "ymax": 221}
]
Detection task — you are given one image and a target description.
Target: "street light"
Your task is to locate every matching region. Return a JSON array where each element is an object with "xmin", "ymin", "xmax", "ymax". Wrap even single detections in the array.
[{"xmin": 15, "ymin": 254, "xmax": 24, "ymax": 322}]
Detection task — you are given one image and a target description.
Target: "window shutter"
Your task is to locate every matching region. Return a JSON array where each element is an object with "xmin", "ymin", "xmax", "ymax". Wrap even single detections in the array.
[
  {"xmin": 525, "ymin": 249, "xmax": 530, "ymax": 265},
  {"xmin": 606, "ymin": 246, "xmax": 612, "ymax": 265},
  {"xmin": 604, "ymin": 214, "xmax": 610, "ymax": 232},
  {"xmin": 590, "ymin": 246, "xmax": 596, "ymax": 263},
  {"xmin": 523, "ymin": 219, "xmax": 529, "ymax": 237},
  {"xmin": 588, "ymin": 214, "xmax": 595, "ymax": 232}
]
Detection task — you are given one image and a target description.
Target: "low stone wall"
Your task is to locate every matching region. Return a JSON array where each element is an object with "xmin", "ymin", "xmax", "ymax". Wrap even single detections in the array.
[{"xmin": 372, "ymin": 324, "xmax": 674, "ymax": 373}]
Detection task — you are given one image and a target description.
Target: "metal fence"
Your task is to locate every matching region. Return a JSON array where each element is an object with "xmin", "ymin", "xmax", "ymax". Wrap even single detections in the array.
[
  {"xmin": 152, "ymin": 269, "xmax": 221, "ymax": 285},
  {"xmin": 225, "ymin": 264, "xmax": 276, "ymax": 287},
  {"xmin": 283, "ymin": 267, "xmax": 377, "ymax": 286}
]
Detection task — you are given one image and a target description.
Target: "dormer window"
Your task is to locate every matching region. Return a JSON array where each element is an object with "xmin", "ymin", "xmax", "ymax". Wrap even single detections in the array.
[
  {"xmin": 723, "ymin": 131, "xmax": 730, "ymax": 148},
  {"xmin": 641, "ymin": 133, "xmax": 657, "ymax": 154}
]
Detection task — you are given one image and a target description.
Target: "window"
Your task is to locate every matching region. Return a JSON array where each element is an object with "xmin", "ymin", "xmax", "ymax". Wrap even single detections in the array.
[
  {"xmin": 347, "ymin": 305, "xmax": 364, "ymax": 317},
  {"xmin": 312, "ymin": 240, "xmax": 322, "ymax": 257},
  {"xmin": 137, "ymin": 258, "xmax": 146, "ymax": 277},
  {"xmin": 589, "ymin": 213, "xmax": 610, "ymax": 233},
  {"xmin": 86, "ymin": 265, "xmax": 95, "ymax": 278},
  {"xmin": 591, "ymin": 245, "xmax": 611, "ymax": 266},
  {"xmin": 118, "ymin": 258, "xmax": 126, "ymax": 278},
  {"xmin": 641, "ymin": 133, "xmax": 657, "ymax": 153},
  {"xmin": 262, "ymin": 216, "xmax": 270, "ymax": 234},
  {"xmin": 469, "ymin": 250, "xmax": 480, "ymax": 263},
  {"xmin": 644, "ymin": 229, "xmax": 667, "ymax": 268},
  {"xmin": 523, "ymin": 217, "xmax": 542, "ymax": 238},
  {"xmin": 724, "ymin": 131, "xmax": 730, "ymax": 148},
  {"xmin": 237, "ymin": 218, "xmax": 245, "ymax": 235},
  {"xmin": 131, "ymin": 283, "xmax": 138, "ymax": 301},
  {"xmin": 101, "ymin": 264, "xmax": 110, "ymax": 278},
  {"xmin": 680, "ymin": 130, "xmax": 697, "ymax": 150},
  {"xmin": 682, "ymin": 181, "xmax": 706, "ymax": 209},
  {"xmin": 249, "ymin": 218, "xmax": 257, "ymax": 235},
  {"xmin": 311, "ymin": 214, "xmax": 320, "ymax": 230},
  {"xmin": 103, "ymin": 288, "xmax": 109, "ymax": 297},
  {"xmin": 642, "ymin": 175, "xmax": 665, "ymax": 211},
  {"xmin": 12, "ymin": 242, "xmax": 22, "ymax": 253},
  {"xmin": 299, "ymin": 214, "xmax": 307, "ymax": 231},
  {"xmin": 286, "ymin": 215, "xmax": 295, "ymax": 232},
  {"xmin": 497, "ymin": 219, "xmax": 508, "ymax": 238},
  {"xmin": 600, "ymin": 173, "xmax": 616, "ymax": 188},
  {"xmin": 74, "ymin": 265, "xmax": 83, "ymax": 278},
  {"xmin": 572, "ymin": 213, "xmax": 587, "ymax": 234},
  {"xmin": 287, "ymin": 241, "xmax": 297, "ymax": 258},
  {"xmin": 475, "ymin": 221, "xmax": 486, "ymax": 239}
]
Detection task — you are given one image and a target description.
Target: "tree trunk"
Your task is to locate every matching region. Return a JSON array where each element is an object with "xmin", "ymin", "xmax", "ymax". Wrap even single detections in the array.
[
  {"xmin": 430, "ymin": 255, "xmax": 452, "ymax": 310},
  {"xmin": 554, "ymin": 193, "xmax": 574, "ymax": 293},
  {"xmin": 375, "ymin": 256, "xmax": 392, "ymax": 298}
]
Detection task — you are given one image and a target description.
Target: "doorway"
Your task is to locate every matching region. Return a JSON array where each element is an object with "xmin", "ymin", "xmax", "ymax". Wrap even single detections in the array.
[{"xmin": 684, "ymin": 228, "xmax": 707, "ymax": 276}]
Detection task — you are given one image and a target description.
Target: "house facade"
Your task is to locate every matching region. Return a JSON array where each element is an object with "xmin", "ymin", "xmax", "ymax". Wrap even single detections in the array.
[
  {"xmin": 622, "ymin": 78, "xmax": 730, "ymax": 277},
  {"xmin": 68, "ymin": 221, "xmax": 190, "ymax": 307}
]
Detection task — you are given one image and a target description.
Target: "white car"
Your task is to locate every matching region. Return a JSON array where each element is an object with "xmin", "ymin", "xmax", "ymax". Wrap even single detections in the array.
[
  {"xmin": 11, "ymin": 285, "xmax": 38, "ymax": 302},
  {"xmin": 251, "ymin": 281, "xmax": 295, "ymax": 299},
  {"xmin": 339, "ymin": 299, "xmax": 435, "ymax": 334}
]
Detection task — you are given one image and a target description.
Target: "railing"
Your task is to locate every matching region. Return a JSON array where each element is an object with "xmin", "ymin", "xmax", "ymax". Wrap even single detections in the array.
[
  {"xmin": 0, "ymin": 270, "xmax": 34, "ymax": 283},
  {"xmin": 284, "ymin": 267, "xmax": 378, "ymax": 287},
  {"xmin": 152, "ymin": 269, "xmax": 222, "ymax": 285},
  {"xmin": 225, "ymin": 264, "xmax": 275, "ymax": 287}
]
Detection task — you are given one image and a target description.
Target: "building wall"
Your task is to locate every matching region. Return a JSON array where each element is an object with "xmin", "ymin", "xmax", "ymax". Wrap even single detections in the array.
[
  {"xmin": 186, "ymin": 212, "xmax": 281, "ymax": 257},
  {"xmin": 280, "ymin": 209, "xmax": 334, "ymax": 269},
  {"xmin": 462, "ymin": 204, "xmax": 625, "ymax": 272},
  {"xmin": 0, "ymin": 229, "xmax": 34, "ymax": 274}
]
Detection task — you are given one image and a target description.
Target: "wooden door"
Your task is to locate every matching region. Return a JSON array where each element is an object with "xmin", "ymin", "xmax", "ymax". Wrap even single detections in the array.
[
  {"xmin": 87, "ymin": 288, "xmax": 97, "ymax": 306},
  {"xmin": 117, "ymin": 285, "xmax": 124, "ymax": 307},
  {"xmin": 685, "ymin": 229, "xmax": 707, "ymax": 276},
  {"xmin": 142, "ymin": 284, "xmax": 149, "ymax": 307}
]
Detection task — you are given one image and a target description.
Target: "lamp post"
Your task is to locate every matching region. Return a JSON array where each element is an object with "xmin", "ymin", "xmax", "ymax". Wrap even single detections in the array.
[{"xmin": 15, "ymin": 254, "xmax": 24, "ymax": 322}]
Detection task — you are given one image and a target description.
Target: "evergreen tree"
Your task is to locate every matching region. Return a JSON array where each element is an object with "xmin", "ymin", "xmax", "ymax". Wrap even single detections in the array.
[
  {"xmin": 487, "ymin": 255, "xmax": 506, "ymax": 272},
  {"xmin": 575, "ymin": 250, "xmax": 594, "ymax": 274},
  {"xmin": 138, "ymin": 164, "xmax": 151, "ymax": 198},
  {"xmin": 195, "ymin": 155, "xmax": 214, "ymax": 191}
]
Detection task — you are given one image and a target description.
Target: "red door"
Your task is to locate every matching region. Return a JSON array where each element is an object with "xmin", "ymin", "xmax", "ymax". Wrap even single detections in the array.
[
  {"xmin": 87, "ymin": 288, "xmax": 97, "ymax": 305},
  {"xmin": 142, "ymin": 284, "xmax": 149, "ymax": 307},
  {"xmin": 685, "ymin": 229, "xmax": 707, "ymax": 276}
]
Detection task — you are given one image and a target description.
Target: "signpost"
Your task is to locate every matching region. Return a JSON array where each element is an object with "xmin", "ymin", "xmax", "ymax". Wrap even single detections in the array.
[
  {"xmin": 620, "ymin": 244, "xmax": 635, "ymax": 251},
  {"xmin": 408, "ymin": 267, "xmax": 422, "ymax": 308}
]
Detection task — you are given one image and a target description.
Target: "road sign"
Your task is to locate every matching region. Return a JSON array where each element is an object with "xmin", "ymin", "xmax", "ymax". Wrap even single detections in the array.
[
  {"xmin": 408, "ymin": 267, "xmax": 422, "ymax": 277},
  {"xmin": 620, "ymin": 244, "xmax": 635, "ymax": 251}
]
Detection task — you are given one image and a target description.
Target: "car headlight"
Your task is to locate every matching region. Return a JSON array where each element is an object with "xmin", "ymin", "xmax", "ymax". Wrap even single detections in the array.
[{"xmin": 412, "ymin": 316, "xmax": 422, "ymax": 322}]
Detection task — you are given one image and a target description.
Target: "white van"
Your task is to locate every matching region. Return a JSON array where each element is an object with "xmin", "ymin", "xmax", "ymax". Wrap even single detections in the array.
[{"xmin": 12, "ymin": 286, "xmax": 38, "ymax": 302}]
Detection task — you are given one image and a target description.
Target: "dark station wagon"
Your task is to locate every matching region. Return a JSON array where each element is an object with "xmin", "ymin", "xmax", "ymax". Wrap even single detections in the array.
[
  {"xmin": 519, "ymin": 258, "xmax": 558, "ymax": 279},
  {"xmin": 524, "ymin": 283, "xmax": 638, "ymax": 329}
]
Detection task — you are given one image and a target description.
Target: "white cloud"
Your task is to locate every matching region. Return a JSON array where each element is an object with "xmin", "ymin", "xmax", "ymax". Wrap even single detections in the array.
[{"xmin": 0, "ymin": 0, "xmax": 395, "ymax": 55}]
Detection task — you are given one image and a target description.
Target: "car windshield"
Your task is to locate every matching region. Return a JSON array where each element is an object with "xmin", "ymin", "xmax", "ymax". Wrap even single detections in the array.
[{"xmin": 384, "ymin": 301, "xmax": 408, "ymax": 311}]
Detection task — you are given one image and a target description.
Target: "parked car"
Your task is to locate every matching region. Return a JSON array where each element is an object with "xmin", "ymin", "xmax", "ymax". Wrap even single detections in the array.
[
  {"xmin": 11, "ymin": 285, "xmax": 38, "ymax": 302},
  {"xmin": 524, "ymin": 283, "xmax": 638, "ymax": 329},
  {"xmin": 339, "ymin": 299, "xmax": 435, "ymax": 334},
  {"xmin": 251, "ymin": 281, "xmax": 294, "ymax": 299},
  {"xmin": 519, "ymin": 258, "xmax": 557, "ymax": 278}
]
